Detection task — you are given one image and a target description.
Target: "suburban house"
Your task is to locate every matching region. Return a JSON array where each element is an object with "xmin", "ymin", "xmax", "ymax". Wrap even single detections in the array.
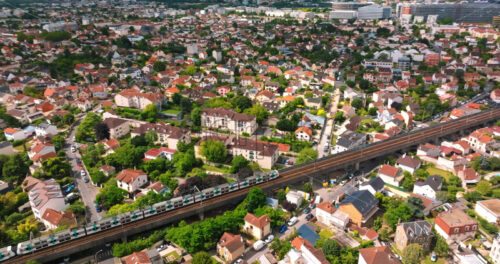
[
  {"xmin": 359, "ymin": 177, "xmax": 385, "ymax": 195},
  {"xmin": 286, "ymin": 190, "xmax": 308, "ymax": 207},
  {"xmin": 123, "ymin": 250, "xmax": 161, "ymax": 264},
  {"xmin": 291, "ymin": 236, "xmax": 329, "ymax": 264},
  {"xmin": 4, "ymin": 127, "xmax": 33, "ymax": 141},
  {"xmin": 131, "ymin": 123, "xmax": 191, "ymax": 150},
  {"xmin": 395, "ymin": 220, "xmax": 434, "ymax": 251},
  {"xmin": 475, "ymin": 199, "xmax": 500, "ymax": 224},
  {"xmin": 333, "ymin": 130, "xmax": 366, "ymax": 154},
  {"xmin": 143, "ymin": 147, "xmax": 176, "ymax": 161},
  {"xmin": 28, "ymin": 143, "xmax": 56, "ymax": 160},
  {"xmin": 491, "ymin": 236, "xmax": 500, "ymax": 264},
  {"xmin": 378, "ymin": 164, "xmax": 403, "ymax": 187},
  {"xmin": 435, "ymin": 208, "xmax": 478, "ymax": 243},
  {"xmin": 395, "ymin": 155, "xmax": 421, "ymax": 174},
  {"xmin": 217, "ymin": 232, "xmax": 244, "ymax": 263},
  {"xmin": 231, "ymin": 138, "xmax": 279, "ymax": 170},
  {"xmin": 316, "ymin": 201, "xmax": 349, "ymax": 229},
  {"xmin": 41, "ymin": 209, "xmax": 76, "ymax": 230},
  {"xmin": 413, "ymin": 175, "xmax": 442, "ymax": 200},
  {"xmin": 243, "ymin": 213, "xmax": 271, "ymax": 240},
  {"xmin": 114, "ymin": 88, "xmax": 164, "ymax": 110},
  {"xmin": 22, "ymin": 176, "xmax": 67, "ymax": 220},
  {"xmin": 358, "ymin": 246, "xmax": 401, "ymax": 264},
  {"xmin": 295, "ymin": 126, "xmax": 312, "ymax": 141},
  {"xmin": 201, "ymin": 107, "xmax": 257, "ymax": 135},
  {"xmin": 338, "ymin": 190, "xmax": 378, "ymax": 227},
  {"xmin": 35, "ymin": 123, "xmax": 58, "ymax": 138},
  {"xmin": 116, "ymin": 169, "xmax": 148, "ymax": 193},
  {"xmin": 103, "ymin": 118, "xmax": 130, "ymax": 139},
  {"xmin": 458, "ymin": 167, "xmax": 481, "ymax": 185}
]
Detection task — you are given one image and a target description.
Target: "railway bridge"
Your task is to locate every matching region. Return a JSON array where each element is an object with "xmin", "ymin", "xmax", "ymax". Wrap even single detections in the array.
[{"xmin": 5, "ymin": 108, "xmax": 500, "ymax": 264}]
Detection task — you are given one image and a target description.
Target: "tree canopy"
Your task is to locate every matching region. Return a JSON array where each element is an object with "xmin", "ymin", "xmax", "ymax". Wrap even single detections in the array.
[{"xmin": 199, "ymin": 140, "xmax": 227, "ymax": 163}]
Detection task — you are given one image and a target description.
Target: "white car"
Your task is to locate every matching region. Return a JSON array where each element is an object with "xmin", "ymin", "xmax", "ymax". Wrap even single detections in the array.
[
  {"xmin": 80, "ymin": 170, "xmax": 86, "ymax": 176},
  {"xmin": 264, "ymin": 235, "xmax": 274, "ymax": 244},
  {"xmin": 235, "ymin": 259, "xmax": 244, "ymax": 264},
  {"xmin": 71, "ymin": 146, "xmax": 76, "ymax": 153}
]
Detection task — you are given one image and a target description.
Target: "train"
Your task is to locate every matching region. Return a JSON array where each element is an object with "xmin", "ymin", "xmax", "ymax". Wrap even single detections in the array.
[{"xmin": 0, "ymin": 170, "xmax": 279, "ymax": 262}]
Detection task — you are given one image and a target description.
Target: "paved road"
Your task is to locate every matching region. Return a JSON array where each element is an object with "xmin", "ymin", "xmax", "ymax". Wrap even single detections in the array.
[
  {"xmin": 317, "ymin": 88, "xmax": 341, "ymax": 156},
  {"xmin": 65, "ymin": 119, "xmax": 103, "ymax": 222}
]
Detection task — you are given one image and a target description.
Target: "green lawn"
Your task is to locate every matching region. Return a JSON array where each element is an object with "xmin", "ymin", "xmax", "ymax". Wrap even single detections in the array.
[
  {"xmin": 319, "ymin": 228, "xmax": 335, "ymax": 239},
  {"xmin": 164, "ymin": 251, "xmax": 180, "ymax": 262},
  {"xmin": 161, "ymin": 109, "xmax": 181, "ymax": 115},
  {"xmin": 426, "ymin": 167, "xmax": 455, "ymax": 180},
  {"xmin": 202, "ymin": 164, "xmax": 231, "ymax": 174},
  {"xmin": 423, "ymin": 257, "xmax": 446, "ymax": 264}
]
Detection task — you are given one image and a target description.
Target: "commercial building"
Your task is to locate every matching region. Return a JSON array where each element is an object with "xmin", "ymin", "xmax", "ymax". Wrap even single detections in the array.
[
  {"xmin": 332, "ymin": 2, "xmax": 371, "ymax": 11},
  {"xmin": 396, "ymin": 3, "xmax": 500, "ymax": 23},
  {"xmin": 357, "ymin": 5, "xmax": 391, "ymax": 20}
]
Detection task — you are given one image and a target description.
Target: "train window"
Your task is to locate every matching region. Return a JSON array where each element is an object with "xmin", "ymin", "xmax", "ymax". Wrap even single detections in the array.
[
  {"xmin": 72, "ymin": 230, "xmax": 78, "ymax": 237},
  {"xmin": 92, "ymin": 224, "xmax": 98, "ymax": 231},
  {"xmin": 167, "ymin": 202, "xmax": 172, "ymax": 209},
  {"xmin": 113, "ymin": 218, "xmax": 119, "ymax": 225},
  {"xmin": 230, "ymin": 184, "xmax": 236, "ymax": 190},
  {"xmin": 132, "ymin": 213, "xmax": 137, "ymax": 219}
]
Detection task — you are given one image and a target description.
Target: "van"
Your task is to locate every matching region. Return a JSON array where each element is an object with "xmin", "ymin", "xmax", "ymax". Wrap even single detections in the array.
[
  {"xmin": 314, "ymin": 196, "xmax": 322, "ymax": 204},
  {"xmin": 288, "ymin": 216, "xmax": 298, "ymax": 226},
  {"xmin": 253, "ymin": 240, "xmax": 265, "ymax": 251}
]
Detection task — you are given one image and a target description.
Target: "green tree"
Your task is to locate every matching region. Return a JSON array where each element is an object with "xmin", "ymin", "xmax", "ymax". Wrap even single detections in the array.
[
  {"xmin": 67, "ymin": 200, "xmax": 86, "ymax": 215},
  {"xmin": 153, "ymin": 61, "xmax": 166, "ymax": 72},
  {"xmin": 407, "ymin": 196, "xmax": 424, "ymax": 219},
  {"xmin": 191, "ymin": 107, "xmax": 202, "ymax": 126},
  {"xmin": 76, "ymin": 112, "xmax": 102, "ymax": 142},
  {"xmin": 230, "ymin": 155, "xmax": 249, "ymax": 173},
  {"xmin": 433, "ymin": 233, "xmax": 449, "ymax": 257},
  {"xmin": 192, "ymin": 251, "xmax": 212, "ymax": 264},
  {"xmin": 244, "ymin": 104, "xmax": 269, "ymax": 125},
  {"xmin": 105, "ymin": 143, "xmax": 147, "ymax": 170},
  {"xmin": 276, "ymin": 118, "xmax": 297, "ymax": 131},
  {"xmin": 296, "ymin": 148, "xmax": 318, "ymax": 165},
  {"xmin": 402, "ymin": 171, "xmax": 415, "ymax": 191},
  {"xmin": 184, "ymin": 65, "xmax": 197, "ymax": 75},
  {"xmin": 351, "ymin": 98, "xmax": 363, "ymax": 110},
  {"xmin": 231, "ymin": 96, "xmax": 253, "ymax": 112},
  {"xmin": 402, "ymin": 243, "xmax": 423, "ymax": 264},
  {"xmin": 322, "ymin": 239, "xmax": 341, "ymax": 257},
  {"xmin": 23, "ymin": 86, "xmax": 42, "ymax": 97},
  {"xmin": 145, "ymin": 131, "xmax": 158, "ymax": 146},
  {"xmin": 199, "ymin": 140, "xmax": 227, "ymax": 163},
  {"xmin": 62, "ymin": 113, "xmax": 75, "ymax": 125},
  {"xmin": 41, "ymin": 157, "xmax": 72, "ymax": 180},
  {"xmin": 2, "ymin": 154, "xmax": 29, "ymax": 184},
  {"xmin": 476, "ymin": 180, "xmax": 492, "ymax": 196},
  {"xmin": 94, "ymin": 122, "xmax": 110, "ymax": 141},
  {"xmin": 96, "ymin": 184, "xmax": 127, "ymax": 207},
  {"xmin": 303, "ymin": 182, "xmax": 313, "ymax": 194},
  {"xmin": 276, "ymin": 189, "xmax": 287, "ymax": 203},
  {"xmin": 51, "ymin": 134, "xmax": 66, "ymax": 151},
  {"xmin": 463, "ymin": 191, "xmax": 483, "ymax": 202},
  {"xmin": 334, "ymin": 111, "xmax": 346, "ymax": 124},
  {"xmin": 141, "ymin": 104, "xmax": 158, "ymax": 122},
  {"xmin": 244, "ymin": 187, "xmax": 267, "ymax": 213}
]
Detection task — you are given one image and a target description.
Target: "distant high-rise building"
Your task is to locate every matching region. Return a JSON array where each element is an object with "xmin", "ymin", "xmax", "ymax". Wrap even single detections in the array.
[{"xmin": 397, "ymin": 3, "xmax": 500, "ymax": 23}]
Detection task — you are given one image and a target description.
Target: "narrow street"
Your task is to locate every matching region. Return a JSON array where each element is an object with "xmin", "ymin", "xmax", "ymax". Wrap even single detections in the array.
[
  {"xmin": 65, "ymin": 119, "xmax": 104, "ymax": 222},
  {"xmin": 317, "ymin": 88, "xmax": 341, "ymax": 157}
]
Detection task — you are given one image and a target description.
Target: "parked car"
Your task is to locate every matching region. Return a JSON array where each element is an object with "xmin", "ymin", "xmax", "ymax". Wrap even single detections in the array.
[
  {"xmin": 65, "ymin": 185, "xmax": 75, "ymax": 193},
  {"xmin": 80, "ymin": 170, "xmax": 86, "ymax": 176},
  {"xmin": 305, "ymin": 214, "xmax": 314, "ymax": 221},
  {"xmin": 279, "ymin": 225, "xmax": 287, "ymax": 233},
  {"xmin": 71, "ymin": 146, "xmax": 76, "ymax": 153},
  {"xmin": 84, "ymin": 177, "xmax": 89, "ymax": 183},
  {"xmin": 264, "ymin": 235, "xmax": 274, "ymax": 244},
  {"xmin": 304, "ymin": 207, "xmax": 311, "ymax": 214},
  {"xmin": 310, "ymin": 203, "xmax": 316, "ymax": 209},
  {"xmin": 430, "ymin": 252, "xmax": 437, "ymax": 262},
  {"xmin": 253, "ymin": 240, "xmax": 265, "ymax": 251},
  {"xmin": 95, "ymin": 203, "xmax": 102, "ymax": 213},
  {"xmin": 288, "ymin": 160, "xmax": 294, "ymax": 165},
  {"xmin": 235, "ymin": 259, "xmax": 244, "ymax": 264},
  {"xmin": 288, "ymin": 216, "xmax": 298, "ymax": 226}
]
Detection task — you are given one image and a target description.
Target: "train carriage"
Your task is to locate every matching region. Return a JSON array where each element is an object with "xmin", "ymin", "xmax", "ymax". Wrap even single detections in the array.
[
  {"xmin": 246, "ymin": 176, "xmax": 258, "ymax": 186},
  {"xmin": 228, "ymin": 181, "xmax": 239, "ymax": 192},
  {"xmin": 199, "ymin": 187, "xmax": 215, "ymax": 201},
  {"xmin": 170, "ymin": 196, "xmax": 184, "ymax": 209},
  {"xmin": 120, "ymin": 209, "xmax": 144, "ymax": 224},
  {"xmin": 182, "ymin": 194, "xmax": 195, "ymax": 206},
  {"xmin": 0, "ymin": 246, "xmax": 15, "ymax": 262}
]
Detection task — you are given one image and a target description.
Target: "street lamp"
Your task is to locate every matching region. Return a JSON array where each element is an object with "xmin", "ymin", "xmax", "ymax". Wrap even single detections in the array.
[{"xmin": 94, "ymin": 249, "xmax": 103, "ymax": 264}]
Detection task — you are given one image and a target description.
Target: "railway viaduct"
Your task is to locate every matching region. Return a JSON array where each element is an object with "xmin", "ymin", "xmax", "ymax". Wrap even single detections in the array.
[{"xmin": 5, "ymin": 108, "xmax": 500, "ymax": 264}]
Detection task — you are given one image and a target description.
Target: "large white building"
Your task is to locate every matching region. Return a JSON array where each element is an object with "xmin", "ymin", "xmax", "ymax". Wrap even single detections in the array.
[
  {"xmin": 22, "ymin": 177, "xmax": 67, "ymax": 220},
  {"xmin": 475, "ymin": 199, "xmax": 500, "ymax": 224},
  {"xmin": 491, "ymin": 236, "xmax": 500, "ymax": 264},
  {"xmin": 201, "ymin": 107, "xmax": 257, "ymax": 135},
  {"xmin": 357, "ymin": 5, "xmax": 392, "ymax": 20}
]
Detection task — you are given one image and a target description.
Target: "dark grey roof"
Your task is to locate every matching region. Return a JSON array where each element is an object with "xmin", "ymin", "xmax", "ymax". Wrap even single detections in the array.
[
  {"xmin": 340, "ymin": 190, "xmax": 378, "ymax": 216},
  {"xmin": 361, "ymin": 177, "xmax": 385, "ymax": 192},
  {"xmin": 400, "ymin": 220, "xmax": 433, "ymax": 239},
  {"xmin": 336, "ymin": 137, "xmax": 353, "ymax": 148},
  {"xmin": 415, "ymin": 175, "xmax": 442, "ymax": 191}
]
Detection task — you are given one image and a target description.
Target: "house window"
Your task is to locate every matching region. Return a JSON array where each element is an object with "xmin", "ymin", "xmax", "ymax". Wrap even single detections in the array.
[
  {"xmin": 465, "ymin": 226, "xmax": 469, "ymax": 231},
  {"xmin": 454, "ymin": 228, "xmax": 460, "ymax": 233},
  {"xmin": 472, "ymin": 225, "xmax": 477, "ymax": 230}
]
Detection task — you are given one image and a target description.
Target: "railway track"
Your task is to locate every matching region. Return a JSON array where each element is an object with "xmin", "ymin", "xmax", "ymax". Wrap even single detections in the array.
[{"xmin": 5, "ymin": 108, "xmax": 500, "ymax": 264}]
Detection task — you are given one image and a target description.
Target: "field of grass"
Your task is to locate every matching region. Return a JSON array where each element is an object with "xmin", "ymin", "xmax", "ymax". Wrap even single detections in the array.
[
  {"xmin": 423, "ymin": 257, "xmax": 446, "ymax": 264},
  {"xmin": 426, "ymin": 167, "xmax": 455, "ymax": 180},
  {"xmin": 202, "ymin": 164, "xmax": 231, "ymax": 174}
]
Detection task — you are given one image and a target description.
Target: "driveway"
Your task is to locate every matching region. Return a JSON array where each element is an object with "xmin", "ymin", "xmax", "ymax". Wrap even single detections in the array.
[{"xmin": 66, "ymin": 119, "xmax": 104, "ymax": 222}]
